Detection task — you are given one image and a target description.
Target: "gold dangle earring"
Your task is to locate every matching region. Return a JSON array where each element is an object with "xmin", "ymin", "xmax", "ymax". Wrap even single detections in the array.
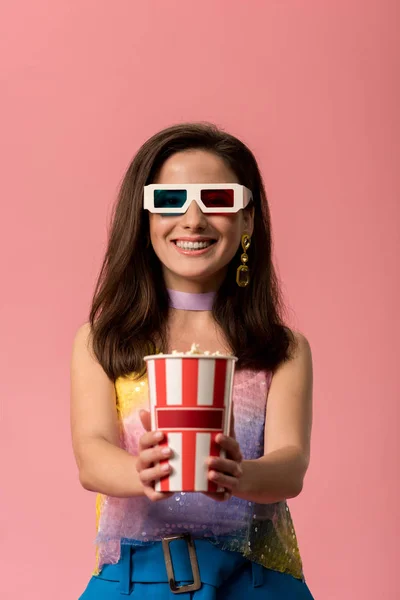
[{"xmin": 236, "ymin": 233, "xmax": 251, "ymax": 287}]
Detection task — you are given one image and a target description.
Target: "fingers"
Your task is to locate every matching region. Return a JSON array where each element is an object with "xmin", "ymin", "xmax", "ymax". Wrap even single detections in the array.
[
  {"xmin": 136, "ymin": 439, "xmax": 174, "ymax": 495},
  {"xmin": 137, "ymin": 427, "xmax": 176, "ymax": 501},
  {"xmin": 137, "ymin": 458, "xmax": 174, "ymax": 502},
  {"xmin": 207, "ymin": 456, "xmax": 242, "ymax": 478},
  {"xmin": 138, "ymin": 444, "xmax": 172, "ymax": 469},
  {"xmin": 144, "ymin": 488, "xmax": 174, "ymax": 502},
  {"xmin": 139, "ymin": 409, "xmax": 152, "ymax": 432},
  {"xmin": 137, "ymin": 460, "xmax": 172, "ymax": 485},
  {"xmin": 208, "ymin": 469, "xmax": 241, "ymax": 492},
  {"xmin": 215, "ymin": 434, "xmax": 243, "ymax": 463},
  {"xmin": 207, "ymin": 453, "xmax": 242, "ymax": 491},
  {"xmin": 139, "ymin": 429, "xmax": 164, "ymax": 451},
  {"xmin": 205, "ymin": 434, "xmax": 243, "ymax": 493}
]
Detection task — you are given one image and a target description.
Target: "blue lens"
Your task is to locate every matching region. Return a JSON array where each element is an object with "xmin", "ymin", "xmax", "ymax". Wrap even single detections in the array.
[{"xmin": 154, "ymin": 189, "xmax": 187, "ymax": 209}]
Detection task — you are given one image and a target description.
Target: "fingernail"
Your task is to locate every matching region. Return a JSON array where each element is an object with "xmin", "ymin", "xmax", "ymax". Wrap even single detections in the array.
[
  {"xmin": 161, "ymin": 463, "xmax": 170, "ymax": 472},
  {"xmin": 155, "ymin": 432, "xmax": 163, "ymax": 440},
  {"xmin": 161, "ymin": 447, "xmax": 171, "ymax": 456}
]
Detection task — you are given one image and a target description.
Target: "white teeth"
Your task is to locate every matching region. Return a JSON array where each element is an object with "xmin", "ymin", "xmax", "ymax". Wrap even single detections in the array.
[{"xmin": 175, "ymin": 240, "xmax": 213, "ymax": 250}]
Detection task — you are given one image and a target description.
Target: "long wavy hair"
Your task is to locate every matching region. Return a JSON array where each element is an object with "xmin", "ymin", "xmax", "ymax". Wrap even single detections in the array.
[{"xmin": 89, "ymin": 122, "xmax": 295, "ymax": 380}]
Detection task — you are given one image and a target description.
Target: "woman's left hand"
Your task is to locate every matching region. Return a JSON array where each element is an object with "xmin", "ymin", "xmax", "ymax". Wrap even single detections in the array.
[{"xmin": 205, "ymin": 433, "xmax": 243, "ymax": 502}]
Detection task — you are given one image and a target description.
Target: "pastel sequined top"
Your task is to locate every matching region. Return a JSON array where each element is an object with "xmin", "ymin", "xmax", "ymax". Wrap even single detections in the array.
[{"xmin": 94, "ymin": 368, "xmax": 304, "ymax": 580}]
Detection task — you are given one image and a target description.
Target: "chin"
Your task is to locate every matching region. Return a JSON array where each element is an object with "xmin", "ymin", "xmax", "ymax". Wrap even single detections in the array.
[
  {"xmin": 166, "ymin": 265, "xmax": 226, "ymax": 284},
  {"xmin": 174, "ymin": 271, "xmax": 216, "ymax": 282}
]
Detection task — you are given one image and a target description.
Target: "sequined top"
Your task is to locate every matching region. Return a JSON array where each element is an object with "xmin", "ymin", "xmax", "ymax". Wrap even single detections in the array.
[{"xmin": 94, "ymin": 369, "xmax": 304, "ymax": 580}]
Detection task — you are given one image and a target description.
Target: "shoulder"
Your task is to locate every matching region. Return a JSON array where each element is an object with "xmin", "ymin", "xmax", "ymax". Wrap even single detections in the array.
[
  {"xmin": 291, "ymin": 330, "xmax": 312, "ymax": 360},
  {"xmin": 72, "ymin": 321, "xmax": 92, "ymax": 347},
  {"xmin": 71, "ymin": 321, "xmax": 99, "ymax": 371},
  {"xmin": 71, "ymin": 322, "xmax": 95, "ymax": 357},
  {"xmin": 70, "ymin": 322, "xmax": 115, "ymax": 400},
  {"xmin": 272, "ymin": 329, "xmax": 312, "ymax": 379}
]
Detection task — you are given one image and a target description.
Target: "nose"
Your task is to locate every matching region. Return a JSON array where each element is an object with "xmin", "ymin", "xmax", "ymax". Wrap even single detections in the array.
[{"xmin": 180, "ymin": 200, "xmax": 207, "ymax": 230}]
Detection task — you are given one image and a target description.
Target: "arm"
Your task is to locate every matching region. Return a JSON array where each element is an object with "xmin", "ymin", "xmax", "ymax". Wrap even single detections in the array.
[
  {"xmin": 70, "ymin": 323, "xmax": 172, "ymax": 500},
  {"xmin": 236, "ymin": 331, "xmax": 313, "ymax": 503},
  {"xmin": 207, "ymin": 331, "xmax": 313, "ymax": 504}
]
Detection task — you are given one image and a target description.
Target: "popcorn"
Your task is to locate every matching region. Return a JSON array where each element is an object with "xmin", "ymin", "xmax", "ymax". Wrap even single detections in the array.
[
  {"xmin": 189, "ymin": 342, "xmax": 202, "ymax": 354},
  {"xmin": 144, "ymin": 345, "xmax": 237, "ymax": 493},
  {"xmin": 158, "ymin": 344, "xmax": 233, "ymax": 358}
]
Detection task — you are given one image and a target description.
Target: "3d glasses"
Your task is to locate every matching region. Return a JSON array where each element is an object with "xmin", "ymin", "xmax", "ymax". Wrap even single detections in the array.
[{"xmin": 143, "ymin": 183, "xmax": 253, "ymax": 214}]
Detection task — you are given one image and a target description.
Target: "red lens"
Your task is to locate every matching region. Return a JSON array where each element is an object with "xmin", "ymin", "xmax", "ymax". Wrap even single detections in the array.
[{"xmin": 201, "ymin": 189, "xmax": 234, "ymax": 208}]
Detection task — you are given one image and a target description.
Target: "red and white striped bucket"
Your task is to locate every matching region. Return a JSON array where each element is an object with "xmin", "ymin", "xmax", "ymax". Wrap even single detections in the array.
[{"xmin": 144, "ymin": 353, "xmax": 237, "ymax": 492}]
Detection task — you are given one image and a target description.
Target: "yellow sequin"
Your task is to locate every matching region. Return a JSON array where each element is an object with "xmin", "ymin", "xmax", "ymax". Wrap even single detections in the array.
[
  {"xmin": 115, "ymin": 373, "xmax": 149, "ymax": 419},
  {"xmin": 94, "ymin": 370, "xmax": 304, "ymax": 580}
]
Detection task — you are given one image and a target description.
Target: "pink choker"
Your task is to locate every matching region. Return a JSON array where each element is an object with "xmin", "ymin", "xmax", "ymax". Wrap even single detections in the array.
[{"xmin": 167, "ymin": 289, "xmax": 216, "ymax": 311}]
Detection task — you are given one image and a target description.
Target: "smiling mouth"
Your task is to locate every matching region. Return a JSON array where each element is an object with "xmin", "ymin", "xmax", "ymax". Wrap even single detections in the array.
[{"xmin": 172, "ymin": 239, "xmax": 217, "ymax": 251}]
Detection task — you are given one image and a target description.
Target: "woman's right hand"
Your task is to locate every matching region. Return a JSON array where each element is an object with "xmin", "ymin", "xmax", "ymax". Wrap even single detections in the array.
[{"xmin": 136, "ymin": 410, "xmax": 173, "ymax": 502}]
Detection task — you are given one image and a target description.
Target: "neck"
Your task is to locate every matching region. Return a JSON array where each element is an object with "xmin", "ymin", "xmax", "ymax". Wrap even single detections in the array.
[{"xmin": 167, "ymin": 288, "xmax": 216, "ymax": 311}]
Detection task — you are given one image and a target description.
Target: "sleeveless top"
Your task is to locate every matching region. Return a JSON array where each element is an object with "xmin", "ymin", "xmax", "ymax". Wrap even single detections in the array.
[{"xmin": 94, "ymin": 368, "xmax": 304, "ymax": 580}]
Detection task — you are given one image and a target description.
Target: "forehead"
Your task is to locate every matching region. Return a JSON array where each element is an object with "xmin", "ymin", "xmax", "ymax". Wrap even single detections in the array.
[{"xmin": 154, "ymin": 149, "xmax": 239, "ymax": 185}]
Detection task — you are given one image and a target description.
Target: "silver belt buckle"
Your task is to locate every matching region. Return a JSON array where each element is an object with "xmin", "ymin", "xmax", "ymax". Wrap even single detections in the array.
[{"xmin": 162, "ymin": 533, "xmax": 201, "ymax": 594}]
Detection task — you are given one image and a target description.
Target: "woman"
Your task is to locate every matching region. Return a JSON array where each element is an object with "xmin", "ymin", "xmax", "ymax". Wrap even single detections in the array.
[{"xmin": 71, "ymin": 122, "xmax": 314, "ymax": 598}]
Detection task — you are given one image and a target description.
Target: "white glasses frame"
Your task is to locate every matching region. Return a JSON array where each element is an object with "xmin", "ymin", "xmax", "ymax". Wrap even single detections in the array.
[{"xmin": 143, "ymin": 183, "xmax": 253, "ymax": 214}]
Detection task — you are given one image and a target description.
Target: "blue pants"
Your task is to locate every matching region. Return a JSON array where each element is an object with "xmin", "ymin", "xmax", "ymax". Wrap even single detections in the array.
[{"xmin": 79, "ymin": 538, "xmax": 314, "ymax": 599}]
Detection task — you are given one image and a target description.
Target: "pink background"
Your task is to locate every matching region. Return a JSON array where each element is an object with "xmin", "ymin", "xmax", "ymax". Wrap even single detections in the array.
[{"xmin": 1, "ymin": 1, "xmax": 399, "ymax": 598}]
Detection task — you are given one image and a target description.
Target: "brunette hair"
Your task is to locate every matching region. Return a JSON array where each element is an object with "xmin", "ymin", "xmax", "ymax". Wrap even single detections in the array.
[{"xmin": 89, "ymin": 122, "xmax": 295, "ymax": 380}]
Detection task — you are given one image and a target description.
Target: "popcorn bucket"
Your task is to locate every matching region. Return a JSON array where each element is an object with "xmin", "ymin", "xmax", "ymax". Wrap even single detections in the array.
[{"xmin": 144, "ymin": 352, "xmax": 237, "ymax": 492}]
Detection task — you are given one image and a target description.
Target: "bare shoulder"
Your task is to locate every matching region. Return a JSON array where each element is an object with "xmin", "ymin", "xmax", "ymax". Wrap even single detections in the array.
[
  {"xmin": 71, "ymin": 322, "xmax": 94, "ymax": 359},
  {"xmin": 265, "ymin": 329, "xmax": 313, "ymax": 456},
  {"xmin": 70, "ymin": 322, "xmax": 119, "ymax": 451},
  {"xmin": 290, "ymin": 330, "xmax": 313, "ymax": 363},
  {"xmin": 71, "ymin": 322, "xmax": 105, "ymax": 372},
  {"xmin": 74, "ymin": 321, "xmax": 91, "ymax": 340},
  {"xmin": 70, "ymin": 320, "xmax": 114, "ymax": 392},
  {"xmin": 271, "ymin": 328, "xmax": 312, "ymax": 382}
]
